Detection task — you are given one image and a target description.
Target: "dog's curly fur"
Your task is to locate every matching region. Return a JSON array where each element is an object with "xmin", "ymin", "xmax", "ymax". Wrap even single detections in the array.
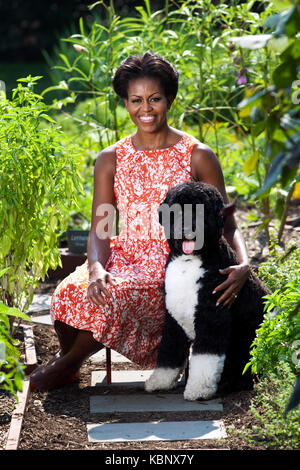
[{"xmin": 145, "ymin": 181, "xmax": 270, "ymax": 400}]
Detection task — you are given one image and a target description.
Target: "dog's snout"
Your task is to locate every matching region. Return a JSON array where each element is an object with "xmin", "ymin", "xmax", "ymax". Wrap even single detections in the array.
[{"xmin": 184, "ymin": 228, "xmax": 194, "ymax": 240}]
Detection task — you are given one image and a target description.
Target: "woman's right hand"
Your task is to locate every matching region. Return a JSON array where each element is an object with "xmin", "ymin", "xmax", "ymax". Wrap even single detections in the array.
[{"xmin": 87, "ymin": 269, "xmax": 118, "ymax": 307}]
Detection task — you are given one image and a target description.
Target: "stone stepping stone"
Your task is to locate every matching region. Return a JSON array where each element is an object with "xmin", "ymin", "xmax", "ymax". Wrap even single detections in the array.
[
  {"xmin": 90, "ymin": 394, "xmax": 223, "ymax": 413},
  {"xmin": 87, "ymin": 420, "xmax": 227, "ymax": 442},
  {"xmin": 91, "ymin": 370, "xmax": 153, "ymax": 387},
  {"xmin": 90, "ymin": 349, "xmax": 131, "ymax": 363},
  {"xmin": 28, "ymin": 294, "xmax": 52, "ymax": 313},
  {"xmin": 30, "ymin": 313, "xmax": 52, "ymax": 326}
]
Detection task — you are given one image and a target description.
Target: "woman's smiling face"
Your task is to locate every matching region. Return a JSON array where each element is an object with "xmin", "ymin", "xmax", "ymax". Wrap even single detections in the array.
[{"xmin": 124, "ymin": 77, "xmax": 171, "ymax": 133}]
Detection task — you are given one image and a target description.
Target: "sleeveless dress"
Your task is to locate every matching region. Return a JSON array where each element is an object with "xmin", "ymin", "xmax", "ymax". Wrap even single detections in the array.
[{"xmin": 50, "ymin": 132, "xmax": 197, "ymax": 368}]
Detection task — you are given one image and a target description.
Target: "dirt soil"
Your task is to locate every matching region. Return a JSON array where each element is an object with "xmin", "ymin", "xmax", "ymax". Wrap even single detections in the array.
[
  {"xmin": 1, "ymin": 203, "xmax": 299, "ymax": 452},
  {"xmin": 3, "ymin": 321, "xmax": 262, "ymax": 452}
]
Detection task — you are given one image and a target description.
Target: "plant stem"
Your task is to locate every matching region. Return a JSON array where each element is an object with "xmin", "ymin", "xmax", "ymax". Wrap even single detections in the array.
[
  {"xmin": 108, "ymin": 0, "xmax": 119, "ymax": 143},
  {"xmin": 261, "ymin": 45, "xmax": 273, "ymax": 247},
  {"xmin": 165, "ymin": 0, "xmax": 169, "ymax": 28},
  {"xmin": 278, "ymin": 181, "xmax": 295, "ymax": 243},
  {"xmin": 197, "ymin": 28, "xmax": 204, "ymax": 142},
  {"xmin": 262, "ymin": 197, "xmax": 271, "ymax": 247},
  {"xmin": 210, "ymin": 37, "xmax": 219, "ymax": 155}
]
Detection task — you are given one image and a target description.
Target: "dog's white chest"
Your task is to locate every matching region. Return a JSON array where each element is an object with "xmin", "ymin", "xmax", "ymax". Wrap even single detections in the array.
[{"xmin": 165, "ymin": 255, "xmax": 205, "ymax": 340}]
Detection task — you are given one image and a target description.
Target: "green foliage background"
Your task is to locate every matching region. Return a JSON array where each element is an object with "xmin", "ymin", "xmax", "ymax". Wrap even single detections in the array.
[{"xmin": 42, "ymin": 0, "xmax": 300, "ymax": 241}]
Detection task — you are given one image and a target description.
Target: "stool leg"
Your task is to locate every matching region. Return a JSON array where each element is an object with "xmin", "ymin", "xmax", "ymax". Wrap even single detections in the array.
[
  {"xmin": 106, "ymin": 347, "xmax": 112, "ymax": 384},
  {"xmin": 184, "ymin": 362, "xmax": 189, "ymax": 383}
]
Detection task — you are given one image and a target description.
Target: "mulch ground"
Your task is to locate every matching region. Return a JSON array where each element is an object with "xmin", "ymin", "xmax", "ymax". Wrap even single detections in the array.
[
  {"xmin": 1, "ymin": 202, "xmax": 299, "ymax": 452},
  {"xmin": 3, "ymin": 319, "xmax": 262, "ymax": 451}
]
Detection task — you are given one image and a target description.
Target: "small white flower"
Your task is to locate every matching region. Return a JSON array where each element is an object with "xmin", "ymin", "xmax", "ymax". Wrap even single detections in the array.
[{"xmin": 73, "ymin": 44, "xmax": 87, "ymax": 53}]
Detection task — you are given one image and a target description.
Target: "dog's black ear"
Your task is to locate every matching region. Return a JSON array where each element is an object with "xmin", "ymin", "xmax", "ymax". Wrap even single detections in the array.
[
  {"xmin": 158, "ymin": 205, "xmax": 163, "ymax": 225},
  {"xmin": 221, "ymin": 202, "xmax": 235, "ymax": 218},
  {"xmin": 158, "ymin": 189, "xmax": 172, "ymax": 226}
]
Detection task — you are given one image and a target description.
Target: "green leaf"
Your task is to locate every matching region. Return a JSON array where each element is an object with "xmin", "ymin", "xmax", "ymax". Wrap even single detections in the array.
[
  {"xmin": 0, "ymin": 268, "xmax": 10, "ymax": 278},
  {"xmin": 244, "ymin": 151, "xmax": 260, "ymax": 176},
  {"xmin": 0, "ymin": 302, "xmax": 31, "ymax": 322},
  {"xmin": 272, "ymin": 61, "xmax": 298, "ymax": 88},
  {"xmin": 58, "ymin": 54, "xmax": 71, "ymax": 69},
  {"xmin": 39, "ymin": 114, "xmax": 56, "ymax": 123},
  {"xmin": 285, "ymin": 6, "xmax": 300, "ymax": 38},
  {"xmin": 257, "ymin": 145, "xmax": 300, "ymax": 196},
  {"xmin": 88, "ymin": 1, "xmax": 105, "ymax": 10},
  {"xmin": 79, "ymin": 17, "xmax": 85, "ymax": 36},
  {"xmin": 238, "ymin": 86, "xmax": 275, "ymax": 110},
  {"xmin": 272, "ymin": 0, "xmax": 293, "ymax": 12}
]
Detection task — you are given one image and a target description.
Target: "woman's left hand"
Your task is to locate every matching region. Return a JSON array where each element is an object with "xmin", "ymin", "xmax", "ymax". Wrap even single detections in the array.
[{"xmin": 213, "ymin": 264, "xmax": 250, "ymax": 308}]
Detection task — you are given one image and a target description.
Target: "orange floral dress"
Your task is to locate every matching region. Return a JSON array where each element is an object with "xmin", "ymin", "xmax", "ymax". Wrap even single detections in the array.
[{"xmin": 50, "ymin": 132, "xmax": 197, "ymax": 368}]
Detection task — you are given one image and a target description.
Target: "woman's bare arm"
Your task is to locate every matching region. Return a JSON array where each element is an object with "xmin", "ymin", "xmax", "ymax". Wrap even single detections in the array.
[
  {"xmin": 191, "ymin": 143, "xmax": 249, "ymax": 264},
  {"xmin": 191, "ymin": 143, "xmax": 250, "ymax": 306},
  {"xmin": 87, "ymin": 145, "xmax": 117, "ymax": 306}
]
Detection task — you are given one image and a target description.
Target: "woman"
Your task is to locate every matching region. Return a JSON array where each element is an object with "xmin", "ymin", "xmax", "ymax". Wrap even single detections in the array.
[{"xmin": 30, "ymin": 52, "xmax": 250, "ymax": 390}]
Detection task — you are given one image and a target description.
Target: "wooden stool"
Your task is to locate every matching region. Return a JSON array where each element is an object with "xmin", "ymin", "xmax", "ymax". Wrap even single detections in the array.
[
  {"xmin": 105, "ymin": 347, "xmax": 112, "ymax": 384},
  {"xmin": 105, "ymin": 347, "xmax": 189, "ymax": 386}
]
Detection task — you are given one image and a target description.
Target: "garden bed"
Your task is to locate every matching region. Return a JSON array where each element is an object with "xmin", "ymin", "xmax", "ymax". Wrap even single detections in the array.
[
  {"xmin": 3, "ymin": 320, "xmax": 262, "ymax": 451},
  {"xmin": 1, "ymin": 204, "xmax": 299, "ymax": 451}
]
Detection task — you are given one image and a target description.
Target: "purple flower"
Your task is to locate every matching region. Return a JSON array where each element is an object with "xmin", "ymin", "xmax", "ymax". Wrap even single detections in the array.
[{"xmin": 237, "ymin": 75, "xmax": 247, "ymax": 85}]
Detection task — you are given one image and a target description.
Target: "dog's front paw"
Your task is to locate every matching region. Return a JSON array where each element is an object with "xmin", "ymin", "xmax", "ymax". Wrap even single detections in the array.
[
  {"xmin": 183, "ymin": 353, "xmax": 225, "ymax": 400},
  {"xmin": 183, "ymin": 382, "xmax": 217, "ymax": 401},
  {"xmin": 145, "ymin": 367, "xmax": 180, "ymax": 392}
]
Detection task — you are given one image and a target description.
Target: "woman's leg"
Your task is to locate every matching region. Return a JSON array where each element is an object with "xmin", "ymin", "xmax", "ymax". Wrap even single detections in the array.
[
  {"xmin": 30, "ymin": 326, "xmax": 103, "ymax": 390},
  {"xmin": 25, "ymin": 320, "xmax": 78, "ymax": 375},
  {"xmin": 54, "ymin": 320, "xmax": 80, "ymax": 356}
]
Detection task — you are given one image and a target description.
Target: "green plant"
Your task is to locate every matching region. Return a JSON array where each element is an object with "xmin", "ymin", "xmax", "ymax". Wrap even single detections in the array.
[
  {"xmin": 244, "ymin": 243, "xmax": 300, "ymax": 377},
  {"xmin": 0, "ymin": 268, "xmax": 31, "ymax": 396},
  {"xmin": 258, "ymin": 240, "xmax": 300, "ymax": 291},
  {"xmin": 240, "ymin": 362, "xmax": 300, "ymax": 449},
  {"xmin": 43, "ymin": 1, "xmax": 136, "ymax": 147},
  {"xmin": 235, "ymin": 0, "xmax": 300, "ymax": 244},
  {"xmin": 0, "ymin": 76, "xmax": 83, "ymax": 315},
  {"xmin": 41, "ymin": 0, "xmax": 299, "ymax": 242},
  {"xmin": 44, "ymin": 0, "xmax": 279, "ymax": 147}
]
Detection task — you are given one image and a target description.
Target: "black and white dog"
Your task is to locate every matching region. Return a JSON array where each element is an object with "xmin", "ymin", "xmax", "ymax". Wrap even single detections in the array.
[{"xmin": 145, "ymin": 181, "xmax": 270, "ymax": 400}]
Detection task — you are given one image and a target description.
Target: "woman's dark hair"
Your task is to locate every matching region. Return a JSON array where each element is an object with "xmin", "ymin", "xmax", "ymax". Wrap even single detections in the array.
[{"xmin": 112, "ymin": 52, "xmax": 179, "ymax": 101}]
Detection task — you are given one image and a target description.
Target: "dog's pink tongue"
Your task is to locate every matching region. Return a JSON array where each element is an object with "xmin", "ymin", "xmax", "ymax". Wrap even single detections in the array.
[{"xmin": 182, "ymin": 240, "xmax": 195, "ymax": 254}]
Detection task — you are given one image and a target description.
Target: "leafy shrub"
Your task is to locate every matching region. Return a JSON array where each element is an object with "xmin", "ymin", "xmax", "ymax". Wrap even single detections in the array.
[
  {"xmin": 0, "ymin": 76, "xmax": 83, "ymax": 314},
  {"xmin": 240, "ymin": 362, "xmax": 300, "ymax": 449},
  {"xmin": 237, "ymin": 239, "xmax": 300, "ymax": 450},
  {"xmin": 235, "ymin": 0, "xmax": 300, "ymax": 243},
  {"xmin": 245, "ymin": 243, "xmax": 300, "ymax": 377},
  {"xmin": 258, "ymin": 241, "xmax": 300, "ymax": 292},
  {"xmin": 246, "ymin": 280, "xmax": 300, "ymax": 376},
  {"xmin": 0, "ymin": 269, "xmax": 31, "ymax": 396}
]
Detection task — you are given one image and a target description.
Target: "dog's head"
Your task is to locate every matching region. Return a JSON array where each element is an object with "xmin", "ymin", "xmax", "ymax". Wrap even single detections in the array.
[{"xmin": 158, "ymin": 181, "xmax": 234, "ymax": 255}]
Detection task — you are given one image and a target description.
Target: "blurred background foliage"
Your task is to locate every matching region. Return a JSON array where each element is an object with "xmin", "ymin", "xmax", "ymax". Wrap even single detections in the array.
[
  {"xmin": 0, "ymin": 0, "xmax": 166, "ymax": 61},
  {"xmin": 0, "ymin": 0, "xmax": 165, "ymax": 97},
  {"xmin": 1, "ymin": 0, "xmax": 299, "ymax": 239}
]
